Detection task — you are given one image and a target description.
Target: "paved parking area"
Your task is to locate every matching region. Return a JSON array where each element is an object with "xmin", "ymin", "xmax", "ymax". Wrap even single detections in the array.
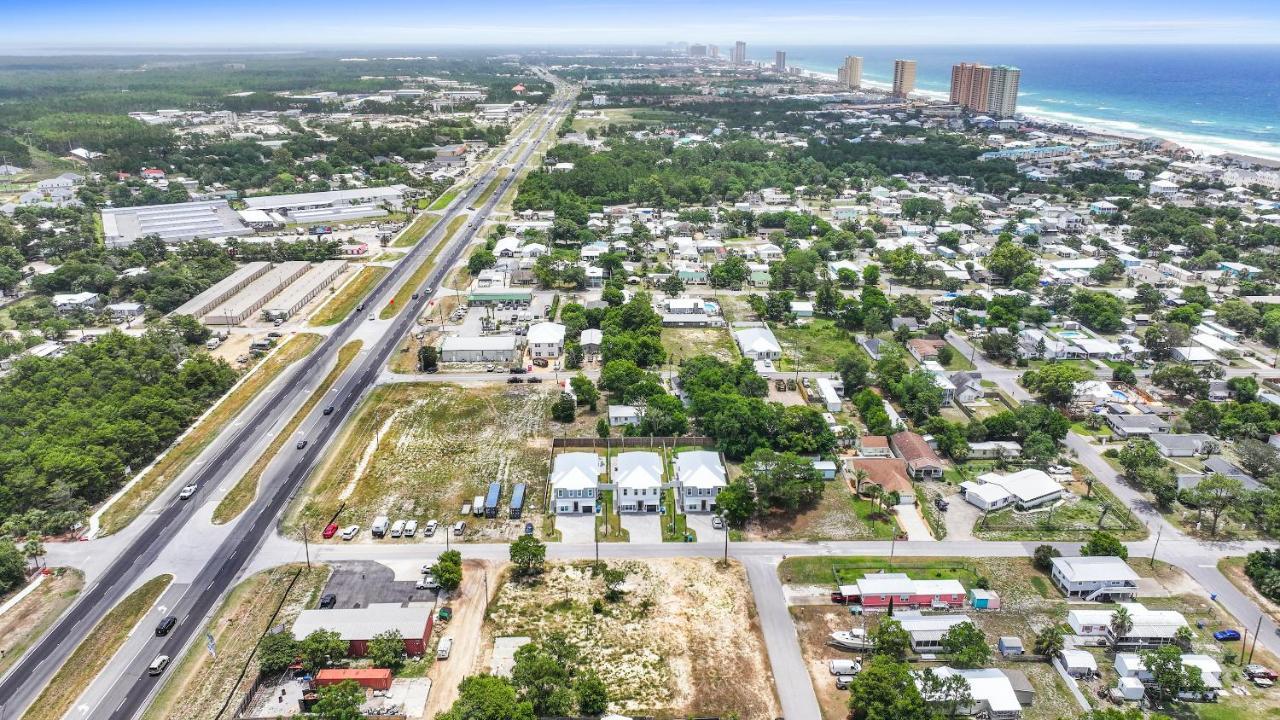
[
  {"xmin": 942, "ymin": 492, "xmax": 981, "ymax": 541},
  {"xmin": 684, "ymin": 512, "xmax": 725, "ymax": 543},
  {"xmin": 555, "ymin": 513, "xmax": 595, "ymax": 543},
  {"xmin": 894, "ymin": 503, "xmax": 933, "ymax": 541},
  {"xmin": 620, "ymin": 513, "xmax": 662, "ymax": 543},
  {"xmin": 321, "ymin": 560, "xmax": 437, "ymax": 609}
]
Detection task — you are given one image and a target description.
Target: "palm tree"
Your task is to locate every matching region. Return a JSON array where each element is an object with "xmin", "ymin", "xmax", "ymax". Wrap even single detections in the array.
[
  {"xmin": 853, "ymin": 468, "xmax": 870, "ymax": 496},
  {"xmin": 22, "ymin": 537, "xmax": 45, "ymax": 571},
  {"xmin": 1034, "ymin": 626, "xmax": 1065, "ymax": 657},
  {"xmin": 1109, "ymin": 606, "xmax": 1133, "ymax": 650}
]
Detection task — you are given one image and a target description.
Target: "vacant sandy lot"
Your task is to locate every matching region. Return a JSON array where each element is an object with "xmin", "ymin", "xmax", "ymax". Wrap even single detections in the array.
[
  {"xmin": 485, "ymin": 558, "xmax": 780, "ymax": 719},
  {"xmin": 0, "ymin": 569, "xmax": 83, "ymax": 678}
]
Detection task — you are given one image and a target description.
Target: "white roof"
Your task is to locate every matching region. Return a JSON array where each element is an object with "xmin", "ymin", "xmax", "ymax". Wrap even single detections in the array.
[
  {"xmin": 292, "ymin": 604, "xmax": 430, "ymax": 641},
  {"xmin": 1060, "ymin": 649, "xmax": 1097, "ymax": 671},
  {"xmin": 440, "ymin": 335, "xmax": 518, "ymax": 352},
  {"xmin": 919, "ymin": 667, "xmax": 1021, "ymax": 715},
  {"xmin": 551, "ymin": 452, "xmax": 601, "ymax": 491},
  {"xmin": 1051, "ymin": 556, "xmax": 1139, "ymax": 584},
  {"xmin": 528, "ymin": 322, "xmax": 566, "ymax": 344},
  {"xmin": 975, "ymin": 469, "xmax": 1062, "ymax": 503},
  {"xmin": 580, "ymin": 328, "xmax": 603, "ymax": 345},
  {"xmin": 896, "ymin": 611, "xmax": 972, "ymax": 633},
  {"xmin": 735, "ymin": 326, "xmax": 781, "ymax": 354},
  {"xmin": 675, "ymin": 450, "xmax": 726, "ymax": 490},
  {"xmin": 613, "ymin": 451, "xmax": 662, "ymax": 489},
  {"xmin": 1173, "ymin": 346, "xmax": 1218, "ymax": 362},
  {"xmin": 961, "ymin": 480, "xmax": 1012, "ymax": 506}
]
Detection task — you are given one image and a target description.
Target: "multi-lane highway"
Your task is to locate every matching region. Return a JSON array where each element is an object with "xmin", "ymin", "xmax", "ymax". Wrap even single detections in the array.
[{"xmin": 0, "ymin": 80, "xmax": 572, "ymax": 720}]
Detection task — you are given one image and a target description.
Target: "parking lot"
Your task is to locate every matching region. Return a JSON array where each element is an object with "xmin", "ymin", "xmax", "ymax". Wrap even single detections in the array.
[{"xmin": 320, "ymin": 560, "xmax": 437, "ymax": 609}]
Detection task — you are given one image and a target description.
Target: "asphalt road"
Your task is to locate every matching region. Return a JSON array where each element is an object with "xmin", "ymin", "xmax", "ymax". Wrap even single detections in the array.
[{"xmin": 0, "ymin": 86, "xmax": 572, "ymax": 720}]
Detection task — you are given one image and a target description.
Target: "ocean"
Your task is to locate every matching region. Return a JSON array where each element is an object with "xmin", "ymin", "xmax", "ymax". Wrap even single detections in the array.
[{"xmin": 752, "ymin": 45, "xmax": 1280, "ymax": 160}]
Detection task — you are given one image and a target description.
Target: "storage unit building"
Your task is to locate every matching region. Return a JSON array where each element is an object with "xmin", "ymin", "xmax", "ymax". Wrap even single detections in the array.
[
  {"xmin": 509, "ymin": 483, "xmax": 526, "ymax": 519},
  {"xmin": 263, "ymin": 260, "xmax": 346, "ymax": 320},
  {"xmin": 171, "ymin": 262, "xmax": 271, "ymax": 318},
  {"xmin": 484, "ymin": 481, "xmax": 502, "ymax": 518},
  {"xmin": 205, "ymin": 261, "xmax": 310, "ymax": 325},
  {"xmin": 439, "ymin": 335, "xmax": 522, "ymax": 363}
]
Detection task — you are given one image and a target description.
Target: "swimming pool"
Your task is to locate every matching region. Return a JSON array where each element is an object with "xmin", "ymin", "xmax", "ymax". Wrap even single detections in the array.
[{"xmin": 1056, "ymin": 330, "xmax": 1087, "ymax": 339}]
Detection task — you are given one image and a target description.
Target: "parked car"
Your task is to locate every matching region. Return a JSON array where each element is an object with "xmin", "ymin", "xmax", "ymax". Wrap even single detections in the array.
[
  {"xmin": 532, "ymin": 358, "xmax": 548, "ymax": 368},
  {"xmin": 786, "ymin": 378, "xmax": 797, "ymax": 391},
  {"xmin": 1214, "ymin": 629, "xmax": 1242, "ymax": 642},
  {"xmin": 835, "ymin": 675, "xmax": 855, "ymax": 690},
  {"xmin": 416, "ymin": 574, "xmax": 440, "ymax": 590},
  {"xmin": 319, "ymin": 593, "xmax": 337, "ymax": 609},
  {"xmin": 509, "ymin": 366, "xmax": 526, "ymax": 374},
  {"xmin": 179, "ymin": 483, "xmax": 197, "ymax": 500},
  {"xmin": 485, "ymin": 364, "xmax": 496, "ymax": 372},
  {"xmin": 437, "ymin": 636, "xmax": 454, "ymax": 660},
  {"xmin": 404, "ymin": 520, "xmax": 418, "ymax": 537},
  {"xmin": 524, "ymin": 522, "xmax": 535, "ymax": 536},
  {"xmin": 452, "ymin": 521, "xmax": 466, "ymax": 536},
  {"xmin": 507, "ymin": 376, "xmax": 524, "ymax": 383},
  {"xmin": 390, "ymin": 519, "xmax": 406, "ymax": 538},
  {"xmin": 322, "ymin": 522, "xmax": 339, "ymax": 539},
  {"xmin": 339, "ymin": 525, "xmax": 360, "ymax": 541},
  {"xmin": 425, "ymin": 519, "xmax": 439, "ymax": 537},
  {"xmin": 1246, "ymin": 665, "xmax": 1278, "ymax": 681},
  {"xmin": 527, "ymin": 377, "xmax": 542, "ymax": 384},
  {"xmin": 712, "ymin": 516, "xmax": 725, "ymax": 530},
  {"xmin": 934, "ymin": 496, "xmax": 949, "ymax": 511}
]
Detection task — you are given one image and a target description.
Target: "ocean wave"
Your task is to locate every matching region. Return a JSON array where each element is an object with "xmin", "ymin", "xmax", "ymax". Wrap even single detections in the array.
[
  {"xmin": 1189, "ymin": 120, "xmax": 1216, "ymax": 125},
  {"xmin": 1018, "ymin": 104, "xmax": 1280, "ymax": 161}
]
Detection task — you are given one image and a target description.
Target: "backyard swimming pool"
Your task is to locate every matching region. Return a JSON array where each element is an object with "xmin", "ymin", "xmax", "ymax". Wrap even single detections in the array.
[{"xmin": 1056, "ymin": 330, "xmax": 1087, "ymax": 339}]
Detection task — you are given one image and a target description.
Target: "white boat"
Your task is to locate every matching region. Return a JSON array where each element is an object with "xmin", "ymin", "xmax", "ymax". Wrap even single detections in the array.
[{"xmin": 829, "ymin": 630, "xmax": 872, "ymax": 650}]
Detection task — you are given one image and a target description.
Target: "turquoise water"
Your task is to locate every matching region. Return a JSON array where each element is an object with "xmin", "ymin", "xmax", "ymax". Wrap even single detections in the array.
[{"xmin": 758, "ymin": 45, "xmax": 1280, "ymax": 160}]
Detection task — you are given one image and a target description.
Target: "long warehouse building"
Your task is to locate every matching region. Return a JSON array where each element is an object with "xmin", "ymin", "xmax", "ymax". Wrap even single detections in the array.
[
  {"xmin": 204, "ymin": 261, "xmax": 310, "ymax": 326},
  {"xmin": 263, "ymin": 260, "xmax": 347, "ymax": 320},
  {"xmin": 171, "ymin": 262, "xmax": 271, "ymax": 318},
  {"xmin": 102, "ymin": 200, "xmax": 252, "ymax": 248}
]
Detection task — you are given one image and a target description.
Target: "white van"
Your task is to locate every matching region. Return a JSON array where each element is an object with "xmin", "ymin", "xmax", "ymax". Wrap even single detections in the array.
[
  {"xmin": 390, "ymin": 519, "xmax": 405, "ymax": 538},
  {"xmin": 471, "ymin": 496, "xmax": 484, "ymax": 517},
  {"xmin": 404, "ymin": 520, "xmax": 418, "ymax": 537},
  {"xmin": 829, "ymin": 659, "xmax": 861, "ymax": 676},
  {"xmin": 437, "ymin": 636, "xmax": 453, "ymax": 660},
  {"xmin": 148, "ymin": 655, "xmax": 171, "ymax": 676},
  {"xmin": 205, "ymin": 337, "xmax": 221, "ymax": 350},
  {"xmin": 452, "ymin": 521, "xmax": 466, "ymax": 536}
]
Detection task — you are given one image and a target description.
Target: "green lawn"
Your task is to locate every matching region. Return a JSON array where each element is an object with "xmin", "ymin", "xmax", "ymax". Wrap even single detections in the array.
[
  {"xmin": 596, "ymin": 490, "xmax": 629, "ymax": 542},
  {"xmin": 391, "ymin": 212, "xmax": 440, "ymax": 247},
  {"xmin": 771, "ymin": 318, "xmax": 860, "ymax": 370},
  {"xmin": 778, "ymin": 556, "xmax": 982, "ymax": 586},
  {"xmin": 661, "ymin": 489, "xmax": 696, "ymax": 542},
  {"xmin": 428, "ymin": 187, "xmax": 460, "ymax": 211},
  {"xmin": 941, "ymin": 343, "xmax": 977, "ymax": 371}
]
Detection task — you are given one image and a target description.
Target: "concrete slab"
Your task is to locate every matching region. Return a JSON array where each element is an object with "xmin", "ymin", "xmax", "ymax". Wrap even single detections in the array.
[
  {"xmin": 555, "ymin": 514, "xmax": 595, "ymax": 544},
  {"xmin": 894, "ymin": 503, "xmax": 934, "ymax": 541},
  {"xmin": 490, "ymin": 636, "xmax": 532, "ymax": 677},
  {"xmin": 321, "ymin": 560, "xmax": 437, "ymax": 609},
  {"xmin": 620, "ymin": 513, "xmax": 662, "ymax": 543},
  {"xmin": 684, "ymin": 512, "xmax": 724, "ymax": 543}
]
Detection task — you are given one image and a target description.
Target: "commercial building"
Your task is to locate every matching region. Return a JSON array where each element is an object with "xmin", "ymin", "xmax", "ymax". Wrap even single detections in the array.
[
  {"xmin": 732, "ymin": 41, "xmax": 747, "ymax": 64},
  {"xmin": 262, "ymin": 260, "xmax": 346, "ymax": 320},
  {"xmin": 439, "ymin": 335, "xmax": 522, "ymax": 363},
  {"xmin": 774, "ymin": 51, "xmax": 787, "ymax": 72},
  {"xmin": 838, "ymin": 56, "xmax": 863, "ymax": 89},
  {"xmin": 242, "ymin": 186, "xmax": 410, "ymax": 225},
  {"xmin": 688, "ymin": 44, "xmax": 707, "ymax": 58},
  {"xmin": 101, "ymin": 200, "xmax": 251, "ymax": 248},
  {"xmin": 171, "ymin": 262, "xmax": 271, "ymax": 318},
  {"xmin": 291, "ymin": 604, "xmax": 432, "ymax": 657},
  {"xmin": 204, "ymin": 261, "xmax": 310, "ymax": 325},
  {"xmin": 892, "ymin": 59, "xmax": 917, "ymax": 97}
]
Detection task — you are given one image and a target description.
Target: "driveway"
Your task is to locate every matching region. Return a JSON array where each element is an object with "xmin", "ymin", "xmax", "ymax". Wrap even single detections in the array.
[
  {"xmin": 894, "ymin": 503, "xmax": 934, "ymax": 541},
  {"xmin": 684, "ymin": 512, "xmax": 725, "ymax": 543},
  {"xmin": 943, "ymin": 494, "xmax": 981, "ymax": 541},
  {"xmin": 555, "ymin": 513, "xmax": 595, "ymax": 544},
  {"xmin": 621, "ymin": 513, "xmax": 662, "ymax": 543}
]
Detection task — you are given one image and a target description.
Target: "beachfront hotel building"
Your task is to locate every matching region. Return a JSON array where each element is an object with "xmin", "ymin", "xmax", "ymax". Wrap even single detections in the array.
[
  {"xmin": 892, "ymin": 59, "xmax": 917, "ymax": 97},
  {"xmin": 838, "ymin": 55, "xmax": 864, "ymax": 89},
  {"xmin": 774, "ymin": 50, "xmax": 787, "ymax": 72},
  {"xmin": 732, "ymin": 41, "xmax": 746, "ymax": 64},
  {"xmin": 951, "ymin": 63, "xmax": 1021, "ymax": 118}
]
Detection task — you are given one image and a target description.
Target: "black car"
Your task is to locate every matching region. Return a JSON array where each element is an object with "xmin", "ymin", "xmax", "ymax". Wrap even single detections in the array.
[
  {"xmin": 155, "ymin": 616, "xmax": 176, "ymax": 637},
  {"xmin": 296, "ymin": 440, "xmax": 308, "ymax": 450},
  {"xmin": 323, "ymin": 406, "xmax": 335, "ymax": 416},
  {"xmin": 355, "ymin": 303, "xmax": 365, "ymax": 312},
  {"xmin": 934, "ymin": 496, "xmax": 949, "ymax": 511},
  {"xmin": 509, "ymin": 367, "xmax": 526, "ymax": 374},
  {"xmin": 319, "ymin": 593, "xmax": 337, "ymax": 609},
  {"xmin": 507, "ymin": 376, "xmax": 524, "ymax": 384},
  {"xmin": 527, "ymin": 377, "xmax": 542, "ymax": 384}
]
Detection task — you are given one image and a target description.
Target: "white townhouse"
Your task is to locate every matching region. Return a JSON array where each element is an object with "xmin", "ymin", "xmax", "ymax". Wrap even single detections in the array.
[
  {"xmin": 1050, "ymin": 556, "xmax": 1139, "ymax": 601},
  {"xmin": 674, "ymin": 450, "xmax": 727, "ymax": 513},
  {"xmin": 550, "ymin": 452, "xmax": 602, "ymax": 514},
  {"xmin": 613, "ymin": 451, "xmax": 663, "ymax": 513},
  {"xmin": 527, "ymin": 321, "xmax": 566, "ymax": 359}
]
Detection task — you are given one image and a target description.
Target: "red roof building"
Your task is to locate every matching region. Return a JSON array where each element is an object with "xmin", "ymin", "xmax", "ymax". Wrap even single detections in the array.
[
  {"xmin": 141, "ymin": 168, "xmax": 166, "ymax": 179},
  {"xmin": 314, "ymin": 668, "xmax": 392, "ymax": 691},
  {"xmin": 890, "ymin": 431, "xmax": 944, "ymax": 479}
]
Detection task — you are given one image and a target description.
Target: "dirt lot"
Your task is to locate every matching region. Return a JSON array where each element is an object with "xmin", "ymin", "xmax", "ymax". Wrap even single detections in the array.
[
  {"xmin": 290, "ymin": 383, "xmax": 553, "ymax": 541},
  {"xmin": 750, "ymin": 479, "xmax": 897, "ymax": 541},
  {"xmin": 424, "ymin": 559, "xmax": 499, "ymax": 717},
  {"xmin": 661, "ymin": 326, "xmax": 738, "ymax": 363},
  {"xmin": 484, "ymin": 558, "xmax": 780, "ymax": 719},
  {"xmin": 143, "ymin": 564, "xmax": 330, "ymax": 720},
  {"xmin": 0, "ymin": 569, "xmax": 83, "ymax": 678}
]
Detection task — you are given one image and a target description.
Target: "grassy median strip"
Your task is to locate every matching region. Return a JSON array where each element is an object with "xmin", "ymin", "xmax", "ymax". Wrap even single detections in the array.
[
  {"xmin": 391, "ymin": 212, "xmax": 440, "ymax": 248},
  {"xmin": 99, "ymin": 334, "xmax": 324, "ymax": 535},
  {"xmin": 427, "ymin": 187, "xmax": 459, "ymax": 211},
  {"xmin": 22, "ymin": 574, "xmax": 172, "ymax": 720},
  {"xmin": 212, "ymin": 340, "xmax": 363, "ymax": 524},
  {"xmin": 309, "ymin": 266, "xmax": 389, "ymax": 326},
  {"xmin": 475, "ymin": 167, "xmax": 510, "ymax": 206},
  {"xmin": 142, "ymin": 564, "xmax": 330, "ymax": 720},
  {"xmin": 0, "ymin": 569, "xmax": 84, "ymax": 679},
  {"xmin": 379, "ymin": 214, "xmax": 467, "ymax": 319}
]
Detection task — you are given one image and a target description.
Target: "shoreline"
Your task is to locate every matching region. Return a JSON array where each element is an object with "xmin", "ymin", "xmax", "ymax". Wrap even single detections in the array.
[{"xmin": 788, "ymin": 64, "xmax": 1280, "ymax": 162}]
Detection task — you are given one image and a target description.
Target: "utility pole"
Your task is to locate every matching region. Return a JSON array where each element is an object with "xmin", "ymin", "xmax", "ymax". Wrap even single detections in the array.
[
  {"xmin": 301, "ymin": 523, "xmax": 311, "ymax": 570},
  {"xmin": 1149, "ymin": 524, "xmax": 1162, "ymax": 567},
  {"xmin": 1249, "ymin": 614, "xmax": 1263, "ymax": 664},
  {"xmin": 722, "ymin": 514, "xmax": 729, "ymax": 563}
]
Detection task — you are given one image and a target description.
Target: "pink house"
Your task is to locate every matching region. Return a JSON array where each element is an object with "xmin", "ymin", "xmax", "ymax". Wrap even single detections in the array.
[
  {"xmin": 141, "ymin": 168, "xmax": 167, "ymax": 180},
  {"xmin": 832, "ymin": 572, "xmax": 966, "ymax": 609}
]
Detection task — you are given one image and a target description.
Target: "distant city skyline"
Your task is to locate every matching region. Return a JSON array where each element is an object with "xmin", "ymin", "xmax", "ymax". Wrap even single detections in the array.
[{"xmin": 6, "ymin": 0, "xmax": 1280, "ymax": 48}]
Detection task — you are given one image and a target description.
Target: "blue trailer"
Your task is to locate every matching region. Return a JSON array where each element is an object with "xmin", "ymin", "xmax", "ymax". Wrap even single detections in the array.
[
  {"xmin": 509, "ymin": 483, "xmax": 527, "ymax": 519},
  {"xmin": 484, "ymin": 481, "xmax": 502, "ymax": 518}
]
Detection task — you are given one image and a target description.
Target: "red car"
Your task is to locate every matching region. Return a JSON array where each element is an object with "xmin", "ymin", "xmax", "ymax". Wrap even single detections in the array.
[{"xmin": 322, "ymin": 523, "xmax": 339, "ymax": 539}]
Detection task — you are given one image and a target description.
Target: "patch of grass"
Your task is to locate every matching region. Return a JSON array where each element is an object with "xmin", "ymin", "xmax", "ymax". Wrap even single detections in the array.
[
  {"xmin": 779, "ymin": 556, "xmax": 983, "ymax": 586},
  {"xmin": 142, "ymin": 564, "xmax": 329, "ymax": 720},
  {"xmin": 661, "ymin": 489, "xmax": 695, "ymax": 542},
  {"xmin": 542, "ymin": 513, "xmax": 563, "ymax": 542},
  {"xmin": 391, "ymin": 212, "xmax": 441, "ymax": 248},
  {"xmin": 310, "ymin": 266, "xmax": 388, "ymax": 326},
  {"xmin": 212, "ymin": 341, "xmax": 363, "ymax": 524},
  {"xmin": 596, "ymin": 491, "xmax": 630, "ymax": 542},
  {"xmin": 941, "ymin": 343, "xmax": 977, "ymax": 370},
  {"xmin": 475, "ymin": 168, "xmax": 510, "ymax": 206},
  {"xmin": 1070, "ymin": 420, "xmax": 1113, "ymax": 437},
  {"xmin": 660, "ymin": 326, "xmax": 737, "ymax": 363},
  {"xmin": 771, "ymin": 318, "xmax": 858, "ymax": 370},
  {"xmin": 0, "ymin": 569, "xmax": 84, "ymax": 679},
  {"xmin": 99, "ymin": 334, "xmax": 323, "ymax": 535},
  {"xmin": 428, "ymin": 187, "xmax": 460, "ymax": 211},
  {"xmin": 380, "ymin": 214, "xmax": 466, "ymax": 319},
  {"xmin": 23, "ymin": 574, "xmax": 172, "ymax": 720}
]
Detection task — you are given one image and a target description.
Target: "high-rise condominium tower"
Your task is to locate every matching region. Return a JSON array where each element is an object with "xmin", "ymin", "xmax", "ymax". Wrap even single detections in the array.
[
  {"xmin": 732, "ymin": 41, "xmax": 747, "ymax": 64},
  {"xmin": 774, "ymin": 51, "xmax": 787, "ymax": 72},
  {"xmin": 839, "ymin": 55, "xmax": 863, "ymax": 89},
  {"xmin": 892, "ymin": 59, "xmax": 917, "ymax": 97}
]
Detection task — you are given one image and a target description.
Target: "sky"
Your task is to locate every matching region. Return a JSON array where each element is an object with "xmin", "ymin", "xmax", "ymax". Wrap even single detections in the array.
[{"xmin": 4, "ymin": 0, "xmax": 1280, "ymax": 49}]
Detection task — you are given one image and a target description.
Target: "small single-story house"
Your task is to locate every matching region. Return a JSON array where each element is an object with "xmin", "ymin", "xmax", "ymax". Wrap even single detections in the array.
[
  {"xmin": 969, "ymin": 588, "xmax": 1002, "ymax": 610},
  {"xmin": 1171, "ymin": 346, "xmax": 1218, "ymax": 365},
  {"xmin": 896, "ymin": 612, "xmax": 973, "ymax": 651},
  {"xmin": 998, "ymin": 636, "xmax": 1023, "ymax": 656},
  {"xmin": 890, "ymin": 431, "xmax": 944, "ymax": 479},
  {"xmin": 608, "ymin": 404, "xmax": 643, "ymax": 427},
  {"xmin": 970, "ymin": 469, "xmax": 1063, "ymax": 510},
  {"xmin": 844, "ymin": 574, "xmax": 966, "ymax": 611},
  {"xmin": 844, "ymin": 457, "xmax": 915, "ymax": 504},
  {"xmin": 1106, "ymin": 413, "xmax": 1170, "ymax": 438},
  {"xmin": 858, "ymin": 435, "xmax": 893, "ymax": 458},
  {"xmin": 916, "ymin": 666, "xmax": 1025, "ymax": 720},
  {"xmin": 1059, "ymin": 649, "xmax": 1098, "ymax": 678},
  {"xmin": 580, "ymin": 328, "xmax": 603, "ymax": 355},
  {"xmin": 907, "ymin": 338, "xmax": 949, "ymax": 363},
  {"xmin": 734, "ymin": 326, "xmax": 782, "ymax": 360},
  {"xmin": 966, "ymin": 441, "xmax": 1022, "ymax": 461},
  {"xmin": 291, "ymin": 604, "xmax": 432, "ymax": 657},
  {"xmin": 1152, "ymin": 433, "xmax": 1214, "ymax": 458}
]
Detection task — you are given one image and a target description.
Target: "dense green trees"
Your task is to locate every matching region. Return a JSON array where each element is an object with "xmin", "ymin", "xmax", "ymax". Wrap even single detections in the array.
[{"xmin": 0, "ymin": 329, "xmax": 236, "ymax": 533}]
